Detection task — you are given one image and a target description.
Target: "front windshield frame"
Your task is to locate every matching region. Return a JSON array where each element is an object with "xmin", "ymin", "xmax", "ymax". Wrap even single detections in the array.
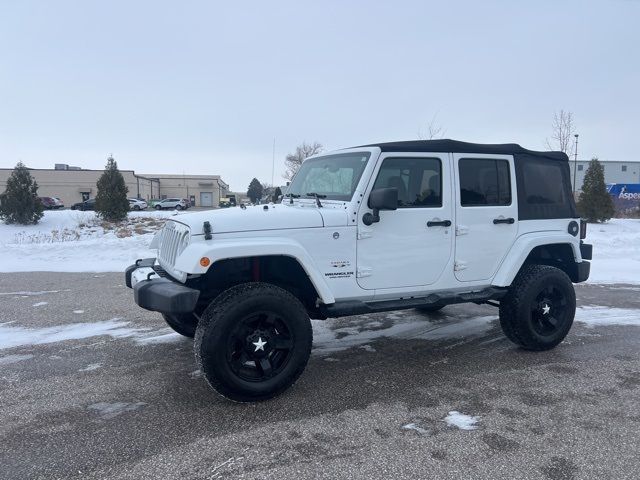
[{"xmin": 286, "ymin": 152, "xmax": 371, "ymax": 202}]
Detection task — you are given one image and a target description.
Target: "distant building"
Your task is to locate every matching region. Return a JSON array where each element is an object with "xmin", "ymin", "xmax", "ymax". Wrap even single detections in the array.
[
  {"xmin": 569, "ymin": 160, "xmax": 640, "ymax": 192},
  {"xmin": 0, "ymin": 166, "xmax": 229, "ymax": 208}
]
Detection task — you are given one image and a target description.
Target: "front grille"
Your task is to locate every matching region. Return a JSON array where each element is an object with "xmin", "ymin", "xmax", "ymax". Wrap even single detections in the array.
[{"xmin": 157, "ymin": 221, "xmax": 190, "ymax": 276}]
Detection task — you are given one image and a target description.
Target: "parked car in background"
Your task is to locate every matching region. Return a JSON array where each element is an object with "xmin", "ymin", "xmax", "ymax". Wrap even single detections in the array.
[
  {"xmin": 129, "ymin": 198, "xmax": 148, "ymax": 211},
  {"xmin": 38, "ymin": 197, "xmax": 59, "ymax": 209},
  {"xmin": 52, "ymin": 197, "xmax": 65, "ymax": 209},
  {"xmin": 70, "ymin": 198, "xmax": 96, "ymax": 211},
  {"xmin": 154, "ymin": 198, "xmax": 189, "ymax": 210}
]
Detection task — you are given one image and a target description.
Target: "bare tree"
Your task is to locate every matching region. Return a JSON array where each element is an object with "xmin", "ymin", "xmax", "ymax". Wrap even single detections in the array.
[
  {"xmin": 546, "ymin": 110, "xmax": 576, "ymax": 157},
  {"xmin": 418, "ymin": 113, "xmax": 445, "ymax": 140},
  {"xmin": 283, "ymin": 141, "xmax": 323, "ymax": 180}
]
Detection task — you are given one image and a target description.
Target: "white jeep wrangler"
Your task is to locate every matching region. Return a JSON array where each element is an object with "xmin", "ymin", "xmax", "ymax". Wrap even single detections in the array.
[{"xmin": 126, "ymin": 140, "xmax": 592, "ymax": 402}]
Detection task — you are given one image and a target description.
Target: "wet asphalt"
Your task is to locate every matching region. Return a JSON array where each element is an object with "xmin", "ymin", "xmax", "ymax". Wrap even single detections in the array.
[{"xmin": 0, "ymin": 273, "xmax": 639, "ymax": 480}]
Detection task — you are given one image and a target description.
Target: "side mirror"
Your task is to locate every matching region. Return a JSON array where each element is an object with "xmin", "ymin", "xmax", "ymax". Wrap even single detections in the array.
[{"xmin": 363, "ymin": 187, "xmax": 398, "ymax": 225}]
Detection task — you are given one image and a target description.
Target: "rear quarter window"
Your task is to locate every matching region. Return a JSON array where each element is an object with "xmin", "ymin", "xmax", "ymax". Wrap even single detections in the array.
[{"xmin": 515, "ymin": 156, "xmax": 577, "ymax": 219}]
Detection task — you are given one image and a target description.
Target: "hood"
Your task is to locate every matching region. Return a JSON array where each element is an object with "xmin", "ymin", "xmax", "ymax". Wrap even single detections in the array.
[{"xmin": 170, "ymin": 204, "xmax": 348, "ymax": 235}]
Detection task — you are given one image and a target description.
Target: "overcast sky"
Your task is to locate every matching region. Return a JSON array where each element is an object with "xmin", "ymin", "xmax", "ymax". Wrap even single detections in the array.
[{"xmin": 1, "ymin": 0, "xmax": 639, "ymax": 191}]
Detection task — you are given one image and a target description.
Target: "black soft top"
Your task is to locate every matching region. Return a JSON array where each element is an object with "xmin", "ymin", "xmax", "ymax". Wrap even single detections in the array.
[{"xmin": 357, "ymin": 139, "xmax": 568, "ymax": 162}]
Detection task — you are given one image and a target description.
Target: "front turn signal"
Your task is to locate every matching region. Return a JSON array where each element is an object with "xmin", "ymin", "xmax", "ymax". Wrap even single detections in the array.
[{"xmin": 200, "ymin": 257, "xmax": 210, "ymax": 267}]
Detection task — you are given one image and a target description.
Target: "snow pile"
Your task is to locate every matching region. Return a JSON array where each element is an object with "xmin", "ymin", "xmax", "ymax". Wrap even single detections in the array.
[
  {"xmin": 587, "ymin": 219, "xmax": 640, "ymax": 284},
  {"xmin": 0, "ymin": 210, "xmax": 175, "ymax": 272},
  {"xmin": 444, "ymin": 411, "xmax": 480, "ymax": 430}
]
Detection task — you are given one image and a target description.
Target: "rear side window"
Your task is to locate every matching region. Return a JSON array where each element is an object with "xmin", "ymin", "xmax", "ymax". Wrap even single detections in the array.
[
  {"xmin": 459, "ymin": 159, "xmax": 511, "ymax": 206},
  {"xmin": 516, "ymin": 157, "xmax": 576, "ymax": 219},
  {"xmin": 372, "ymin": 157, "xmax": 442, "ymax": 208}
]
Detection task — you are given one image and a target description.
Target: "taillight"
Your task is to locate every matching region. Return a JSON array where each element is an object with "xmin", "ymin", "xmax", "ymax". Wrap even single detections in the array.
[{"xmin": 580, "ymin": 219, "xmax": 587, "ymax": 239}]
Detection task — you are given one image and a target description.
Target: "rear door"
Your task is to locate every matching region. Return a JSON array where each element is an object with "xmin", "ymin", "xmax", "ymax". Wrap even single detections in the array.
[{"xmin": 453, "ymin": 154, "xmax": 518, "ymax": 282}]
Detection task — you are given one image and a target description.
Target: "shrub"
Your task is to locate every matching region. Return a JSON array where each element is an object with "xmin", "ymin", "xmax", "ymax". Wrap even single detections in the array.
[
  {"xmin": 95, "ymin": 156, "xmax": 130, "ymax": 222},
  {"xmin": 0, "ymin": 162, "xmax": 44, "ymax": 224},
  {"xmin": 577, "ymin": 158, "xmax": 615, "ymax": 222}
]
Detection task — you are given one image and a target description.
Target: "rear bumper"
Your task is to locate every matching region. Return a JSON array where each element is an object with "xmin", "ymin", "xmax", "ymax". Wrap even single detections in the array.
[{"xmin": 126, "ymin": 259, "xmax": 199, "ymax": 314}]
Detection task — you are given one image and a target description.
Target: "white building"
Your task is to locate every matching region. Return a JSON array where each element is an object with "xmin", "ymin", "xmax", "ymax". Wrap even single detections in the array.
[{"xmin": 568, "ymin": 160, "xmax": 640, "ymax": 191}]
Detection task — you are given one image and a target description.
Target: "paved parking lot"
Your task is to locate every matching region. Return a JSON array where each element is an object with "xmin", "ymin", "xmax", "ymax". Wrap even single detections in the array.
[{"xmin": 1, "ymin": 273, "xmax": 639, "ymax": 479}]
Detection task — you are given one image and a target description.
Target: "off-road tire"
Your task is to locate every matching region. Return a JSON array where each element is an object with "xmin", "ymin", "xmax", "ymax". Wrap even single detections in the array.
[
  {"xmin": 499, "ymin": 264, "xmax": 576, "ymax": 351},
  {"xmin": 194, "ymin": 282, "xmax": 312, "ymax": 402},
  {"xmin": 162, "ymin": 313, "xmax": 199, "ymax": 338},
  {"xmin": 416, "ymin": 305, "xmax": 445, "ymax": 313}
]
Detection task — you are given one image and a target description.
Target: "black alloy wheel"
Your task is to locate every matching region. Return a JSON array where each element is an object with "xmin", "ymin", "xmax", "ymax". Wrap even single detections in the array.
[
  {"xmin": 529, "ymin": 285, "xmax": 569, "ymax": 337},
  {"xmin": 227, "ymin": 311, "xmax": 295, "ymax": 382},
  {"xmin": 195, "ymin": 282, "xmax": 312, "ymax": 402},
  {"xmin": 499, "ymin": 264, "xmax": 576, "ymax": 351}
]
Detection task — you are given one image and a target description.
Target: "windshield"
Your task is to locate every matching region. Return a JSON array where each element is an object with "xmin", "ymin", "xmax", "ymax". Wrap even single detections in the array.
[{"xmin": 286, "ymin": 152, "xmax": 371, "ymax": 201}]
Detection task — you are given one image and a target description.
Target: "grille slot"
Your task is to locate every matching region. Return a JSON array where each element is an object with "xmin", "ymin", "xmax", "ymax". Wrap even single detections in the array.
[{"xmin": 157, "ymin": 221, "xmax": 190, "ymax": 280}]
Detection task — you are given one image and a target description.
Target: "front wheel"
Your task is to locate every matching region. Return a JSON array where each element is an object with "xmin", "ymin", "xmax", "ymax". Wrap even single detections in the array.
[
  {"xmin": 162, "ymin": 313, "xmax": 199, "ymax": 338},
  {"xmin": 155, "ymin": 205, "xmax": 162, "ymax": 210},
  {"xmin": 499, "ymin": 265, "xmax": 576, "ymax": 351},
  {"xmin": 194, "ymin": 283, "xmax": 312, "ymax": 402},
  {"xmin": 175, "ymin": 205, "xmax": 182, "ymax": 210}
]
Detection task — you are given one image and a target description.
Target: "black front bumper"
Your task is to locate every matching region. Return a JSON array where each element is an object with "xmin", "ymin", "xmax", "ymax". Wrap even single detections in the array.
[{"xmin": 126, "ymin": 259, "xmax": 199, "ymax": 314}]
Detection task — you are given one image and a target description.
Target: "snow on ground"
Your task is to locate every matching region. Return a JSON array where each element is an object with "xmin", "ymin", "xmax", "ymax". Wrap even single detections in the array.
[
  {"xmin": 575, "ymin": 306, "xmax": 640, "ymax": 327},
  {"xmin": 444, "ymin": 411, "xmax": 480, "ymax": 430},
  {"xmin": 586, "ymin": 219, "xmax": 640, "ymax": 284},
  {"xmin": 88, "ymin": 401, "xmax": 146, "ymax": 419},
  {"xmin": 311, "ymin": 314, "xmax": 497, "ymax": 356},
  {"xmin": 0, "ymin": 353, "xmax": 34, "ymax": 365},
  {"xmin": 79, "ymin": 363, "xmax": 102, "ymax": 372},
  {"xmin": 0, "ymin": 210, "xmax": 177, "ymax": 272},
  {"xmin": 0, "ymin": 318, "xmax": 184, "ymax": 350},
  {"xmin": 402, "ymin": 423, "xmax": 429, "ymax": 435}
]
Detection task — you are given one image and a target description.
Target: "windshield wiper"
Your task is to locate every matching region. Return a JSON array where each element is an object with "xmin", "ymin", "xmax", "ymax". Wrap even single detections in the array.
[
  {"xmin": 284, "ymin": 193, "xmax": 300, "ymax": 204},
  {"xmin": 305, "ymin": 192, "xmax": 326, "ymax": 208}
]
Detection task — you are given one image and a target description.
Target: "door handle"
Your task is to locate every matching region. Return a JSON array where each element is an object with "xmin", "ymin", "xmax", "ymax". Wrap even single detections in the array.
[
  {"xmin": 493, "ymin": 217, "xmax": 515, "ymax": 225},
  {"xmin": 427, "ymin": 220, "xmax": 452, "ymax": 227}
]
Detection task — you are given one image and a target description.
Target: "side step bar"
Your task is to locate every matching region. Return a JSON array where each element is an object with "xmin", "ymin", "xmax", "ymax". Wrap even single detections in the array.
[{"xmin": 320, "ymin": 287, "xmax": 507, "ymax": 318}]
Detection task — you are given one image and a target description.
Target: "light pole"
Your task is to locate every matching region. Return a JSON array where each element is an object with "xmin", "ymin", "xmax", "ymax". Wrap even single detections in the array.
[{"xmin": 572, "ymin": 134, "xmax": 579, "ymax": 194}]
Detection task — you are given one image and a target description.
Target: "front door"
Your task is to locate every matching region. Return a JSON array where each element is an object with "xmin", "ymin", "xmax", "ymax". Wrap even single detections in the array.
[
  {"xmin": 356, "ymin": 153, "xmax": 453, "ymax": 290},
  {"xmin": 453, "ymin": 154, "xmax": 518, "ymax": 282}
]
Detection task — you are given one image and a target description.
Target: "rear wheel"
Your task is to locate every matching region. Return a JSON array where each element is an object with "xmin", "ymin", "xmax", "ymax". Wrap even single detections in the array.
[
  {"xmin": 499, "ymin": 265, "xmax": 576, "ymax": 351},
  {"xmin": 195, "ymin": 282, "xmax": 312, "ymax": 402},
  {"xmin": 162, "ymin": 313, "xmax": 199, "ymax": 338}
]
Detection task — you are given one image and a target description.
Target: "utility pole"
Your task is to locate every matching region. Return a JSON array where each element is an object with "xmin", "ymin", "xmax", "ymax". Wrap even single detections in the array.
[{"xmin": 573, "ymin": 134, "xmax": 579, "ymax": 194}]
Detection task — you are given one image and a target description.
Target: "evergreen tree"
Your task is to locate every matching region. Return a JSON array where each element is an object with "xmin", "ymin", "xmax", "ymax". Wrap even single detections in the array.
[
  {"xmin": 577, "ymin": 158, "xmax": 614, "ymax": 222},
  {"xmin": 0, "ymin": 162, "xmax": 44, "ymax": 225},
  {"xmin": 95, "ymin": 156, "xmax": 130, "ymax": 222},
  {"xmin": 247, "ymin": 178, "xmax": 264, "ymax": 204},
  {"xmin": 272, "ymin": 186, "xmax": 283, "ymax": 203}
]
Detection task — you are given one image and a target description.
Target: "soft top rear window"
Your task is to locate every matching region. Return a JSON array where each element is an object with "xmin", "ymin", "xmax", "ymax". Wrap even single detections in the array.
[{"xmin": 515, "ymin": 155, "xmax": 577, "ymax": 219}]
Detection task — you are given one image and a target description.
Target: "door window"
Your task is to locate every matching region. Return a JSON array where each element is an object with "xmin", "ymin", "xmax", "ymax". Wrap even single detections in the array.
[
  {"xmin": 459, "ymin": 159, "xmax": 511, "ymax": 206},
  {"xmin": 372, "ymin": 157, "xmax": 442, "ymax": 208}
]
